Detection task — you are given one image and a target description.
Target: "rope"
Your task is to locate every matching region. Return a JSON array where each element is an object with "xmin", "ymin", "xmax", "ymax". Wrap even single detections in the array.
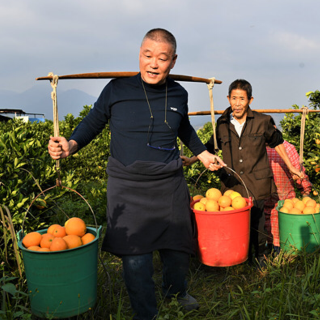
[
  {"xmin": 48, "ymin": 72, "xmax": 61, "ymax": 187},
  {"xmin": 299, "ymin": 106, "xmax": 309, "ymax": 169},
  {"xmin": 207, "ymin": 77, "xmax": 219, "ymax": 153}
]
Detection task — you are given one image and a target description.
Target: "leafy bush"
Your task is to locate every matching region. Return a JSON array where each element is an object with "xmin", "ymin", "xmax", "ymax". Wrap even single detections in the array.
[{"xmin": 281, "ymin": 90, "xmax": 320, "ymax": 192}]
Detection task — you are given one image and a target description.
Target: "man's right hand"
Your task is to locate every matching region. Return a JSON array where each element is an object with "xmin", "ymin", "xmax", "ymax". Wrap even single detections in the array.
[{"xmin": 48, "ymin": 136, "xmax": 76, "ymax": 160}]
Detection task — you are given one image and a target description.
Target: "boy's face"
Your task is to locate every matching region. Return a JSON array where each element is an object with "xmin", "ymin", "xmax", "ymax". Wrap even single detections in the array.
[{"xmin": 227, "ymin": 89, "xmax": 254, "ymax": 123}]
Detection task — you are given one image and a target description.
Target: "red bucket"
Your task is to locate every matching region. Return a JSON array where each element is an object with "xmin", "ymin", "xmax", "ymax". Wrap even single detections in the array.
[{"xmin": 191, "ymin": 198, "xmax": 252, "ymax": 267}]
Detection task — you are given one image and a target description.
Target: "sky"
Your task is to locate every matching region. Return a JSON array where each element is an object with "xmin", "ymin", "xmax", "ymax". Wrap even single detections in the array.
[{"xmin": 1, "ymin": 0, "xmax": 319, "ymax": 123}]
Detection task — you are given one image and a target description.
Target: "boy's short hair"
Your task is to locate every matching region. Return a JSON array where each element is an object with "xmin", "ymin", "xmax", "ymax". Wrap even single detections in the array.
[{"xmin": 228, "ymin": 79, "xmax": 252, "ymax": 100}]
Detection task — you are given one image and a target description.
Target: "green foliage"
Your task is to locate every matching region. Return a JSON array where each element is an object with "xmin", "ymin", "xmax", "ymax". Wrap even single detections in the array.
[
  {"xmin": 182, "ymin": 122, "xmax": 222, "ymax": 197},
  {"xmin": 280, "ymin": 90, "xmax": 320, "ymax": 192}
]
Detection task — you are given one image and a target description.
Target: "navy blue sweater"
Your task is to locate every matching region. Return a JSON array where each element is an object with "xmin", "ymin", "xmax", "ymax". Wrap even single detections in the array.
[{"xmin": 70, "ymin": 73, "xmax": 206, "ymax": 166}]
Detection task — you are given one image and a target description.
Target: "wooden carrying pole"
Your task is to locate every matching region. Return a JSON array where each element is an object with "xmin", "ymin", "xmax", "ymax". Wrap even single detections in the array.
[
  {"xmin": 188, "ymin": 109, "xmax": 320, "ymax": 115},
  {"xmin": 36, "ymin": 72, "xmax": 222, "ymax": 85}
]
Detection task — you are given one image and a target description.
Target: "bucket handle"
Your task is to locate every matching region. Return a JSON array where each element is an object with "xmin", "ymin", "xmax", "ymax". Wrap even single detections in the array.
[
  {"xmin": 21, "ymin": 185, "xmax": 98, "ymax": 236},
  {"xmin": 194, "ymin": 165, "xmax": 252, "ymax": 201}
]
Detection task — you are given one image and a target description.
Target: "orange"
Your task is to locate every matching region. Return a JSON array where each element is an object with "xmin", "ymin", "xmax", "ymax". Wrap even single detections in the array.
[
  {"xmin": 302, "ymin": 196, "xmax": 312, "ymax": 204},
  {"xmin": 193, "ymin": 195, "xmax": 204, "ymax": 201},
  {"xmin": 292, "ymin": 198, "xmax": 299, "ymax": 204},
  {"xmin": 205, "ymin": 199, "xmax": 220, "ymax": 212},
  {"xmin": 200, "ymin": 197, "xmax": 208, "ymax": 205},
  {"xmin": 232, "ymin": 196, "xmax": 247, "ymax": 209},
  {"xmin": 223, "ymin": 190, "xmax": 234, "ymax": 197},
  {"xmin": 38, "ymin": 247, "xmax": 51, "ymax": 252},
  {"xmin": 53, "ymin": 226, "xmax": 67, "ymax": 238},
  {"xmin": 205, "ymin": 188, "xmax": 222, "ymax": 201},
  {"xmin": 223, "ymin": 206, "xmax": 234, "ymax": 211},
  {"xmin": 289, "ymin": 207, "xmax": 301, "ymax": 215},
  {"xmin": 315, "ymin": 204, "xmax": 320, "ymax": 213},
  {"xmin": 305, "ymin": 199, "xmax": 317, "ymax": 207},
  {"xmin": 313, "ymin": 190, "xmax": 319, "ymax": 196},
  {"xmin": 82, "ymin": 233, "xmax": 96, "ymax": 245},
  {"xmin": 28, "ymin": 245, "xmax": 41, "ymax": 251},
  {"xmin": 40, "ymin": 233, "xmax": 55, "ymax": 248},
  {"xmin": 50, "ymin": 238, "xmax": 68, "ymax": 251},
  {"xmin": 63, "ymin": 235, "xmax": 82, "ymax": 249},
  {"xmin": 218, "ymin": 195, "xmax": 232, "ymax": 208},
  {"xmin": 294, "ymin": 200, "xmax": 305, "ymax": 212},
  {"xmin": 279, "ymin": 206, "xmax": 289, "ymax": 213},
  {"xmin": 194, "ymin": 202, "xmax": 206, "ymax": 211},
  {"xmin": 230, "ymin": 191, "xmax": 242, "ymax": 200},
  {"xmin": 283, "ymin": 200, "xmax": 294, "ymax": 210},
  {"xmin": 65, "ymin": 217, "xmax": 87, "ymax": 237},
  {"xmin": 303, "ymin": 206, "xmax": 315, "ymax": 214},
  {"xmin": 22, "ymin": 232, "xmax": 42, "ymax": 248},
  {"xmin": 47, "ymin": 224, "xmax": 61, "ymax": 235}
]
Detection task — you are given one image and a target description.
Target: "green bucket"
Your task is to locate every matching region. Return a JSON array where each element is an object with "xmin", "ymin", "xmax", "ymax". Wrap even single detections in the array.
[
  {"xmin": 17, "ymin": 225, "xmax": 102, "ymax": 319},
  {"xmin": 277, "ymin": 200, "xmax": 320, "ymax": 253}
]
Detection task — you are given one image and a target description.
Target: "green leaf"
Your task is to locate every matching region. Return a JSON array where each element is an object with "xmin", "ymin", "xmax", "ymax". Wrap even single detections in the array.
[{"xmin": 1, "ymin": 283, "xmax": 17, "ymax": 296}]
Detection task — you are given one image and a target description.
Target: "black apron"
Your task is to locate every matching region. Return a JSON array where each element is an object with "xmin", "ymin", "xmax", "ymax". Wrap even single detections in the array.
[{"xmin": 101, "ymin": 157, "xmax": 197, "ymax": 256}]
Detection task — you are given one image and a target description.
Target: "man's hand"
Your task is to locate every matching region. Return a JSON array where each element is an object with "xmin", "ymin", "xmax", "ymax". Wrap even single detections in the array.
[
  {"xmin": 197, "ymin": 150, "xmax": 226, "ymax": 171},
  {"xmin": 290, "ymin": 167, "xmax": 304, "ymax": 180},
  {"xmin": 180, "ymin": 155, "xmax": 198, "ymax": 166},
  {"xmin": 48, "ymin": 137, "xmax": 77, "ymax": 160}
]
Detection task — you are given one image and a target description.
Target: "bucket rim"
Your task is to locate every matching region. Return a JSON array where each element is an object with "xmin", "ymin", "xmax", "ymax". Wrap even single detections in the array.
[
  {"xmin": 191, "ymin": 197, "xmax": 253, "ymax": 215},
  {"xmin": 17, "ymin": 225, "xmax": 102, "ymax": 253},
  {"xmin": 276, "ymin": 200, "xmax": 320, "ymax": 216}
]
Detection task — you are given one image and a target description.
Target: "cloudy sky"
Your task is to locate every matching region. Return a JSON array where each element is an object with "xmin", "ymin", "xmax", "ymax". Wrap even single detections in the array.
[{"xmin": 1, "ymin": 0, "xmax": 319, "ymax": 121}]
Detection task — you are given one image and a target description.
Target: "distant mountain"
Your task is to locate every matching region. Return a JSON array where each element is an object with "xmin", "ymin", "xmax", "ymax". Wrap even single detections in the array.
[{"xmin": 0, "ymin": 86, "xmax": 97, "ymax": 121}]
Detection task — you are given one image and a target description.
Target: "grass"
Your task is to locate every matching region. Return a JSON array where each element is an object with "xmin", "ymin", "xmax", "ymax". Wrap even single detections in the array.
[
  {"xmin": 8, "ymin": 231, "xmax": 320, "ymax": 320},
  {"xmin": 3, "ymin": 200, "xmax": 320, "ymax": 320}
]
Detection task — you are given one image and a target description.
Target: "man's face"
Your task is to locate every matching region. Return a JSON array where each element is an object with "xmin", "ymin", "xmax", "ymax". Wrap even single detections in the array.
[
  {"xmin": 227, "ymin": 89, "xmax": 254, "ymax": 123},
  {"xmin": 139, "ymin": 38, "xmax": 177, "ymax": 85}
]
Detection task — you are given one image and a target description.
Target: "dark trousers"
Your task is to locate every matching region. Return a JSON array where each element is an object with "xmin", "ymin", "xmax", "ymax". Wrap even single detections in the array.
[
  {"xmin": 249, "ymin": 199, "xmax": 268, "ymax": 260},
  {"xmin": 122, "ymin": 249, "xmax": 190, "ymax": 320}
]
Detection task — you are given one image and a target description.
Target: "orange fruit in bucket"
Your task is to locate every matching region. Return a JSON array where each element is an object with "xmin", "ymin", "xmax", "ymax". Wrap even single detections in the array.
[
  {"xmin": 82, "ymin": 233, "xmax": 96, "ymax": 245},
  {"xmin": 194, "ymin": 202, "xmax": 206, "ymax": 211},
  {"xmin": 27, "ymin": 245, "xmax": 41, "ymax": 251},
  {"xmin": 306, "ymin": 199, "xmax": 317, "ymax": 207},
  {"xmin": 193, "ymin": 195, "xmax": 204, "ymax": 201},
  {"xmin": 47, "ymin": 224, "xmax": 61, "ymax": 235},
  {"xmin": 279, "ymin": 206, "xmax": 290, "ymax": 213},
  {"xmin": 302, "ymin": 196, "xmax": 312, "ymax": 204},
  {"xmin": 50, "ymin": 238, "xmax": 68, "ymax": 251},
  {"xmin": 289, "ymin": 207, "xmax": 301, "ymax": 215},
  {"xmin": 205, "ymin": 199, "xmax": 219, "ymax": 212},
  {"xmin": 22, "ymin": 232, "xmax": 42, "ymax": 248},
  {"xmin": 63, "ymin": 235, "xmax": 82, "ymax": 249},
  {"xmin": 232, "ymin": 196, "xmax": 247, "ymax": 210},
  {"xmin": 40, "ymin": 233, "xmax": 55, "ymax": 248},
  {"xmin": 222, "ymin": 206, "xmax": 234, "ymax": 211},
  {"xmin": 206, "ymin": 188, "xmax": 222, "ymax": 201},
  {"xmin": 218, "ymin": 195, "xmax": 232, "ymax": 208},
  {"xmin": 53, "ymin": 226, "xmax": 67, "ymax": 238},
  {"xmin": 294, "ymin": 200, "xmax": 305, "ymax": 212},
  {"xmin": 223, "ymin": 190, "xmax": 234, "ymax": 197},
  {"xmin": 303, "ymin": 206, "xmax": 315, "ymax": 214},
  {"xmin": 200, "ymin": 197, "xmax": 208, "ymax": 205},
  {"xmin": 65, "ymin": 217, "xmax": 87, "ymax": 237}
]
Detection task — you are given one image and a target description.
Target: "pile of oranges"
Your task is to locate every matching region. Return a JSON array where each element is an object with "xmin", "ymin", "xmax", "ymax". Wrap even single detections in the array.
[
  {"xmin": 279, "ymin": 196, "xmax": 320, "ymax": 215},
  {"xmin": 22, "ymin": 217, "xmax": 96, "ymax": 252},
  {"xmin": 192, "ymin": 188, "xmax": 248, "ymax": 212}
]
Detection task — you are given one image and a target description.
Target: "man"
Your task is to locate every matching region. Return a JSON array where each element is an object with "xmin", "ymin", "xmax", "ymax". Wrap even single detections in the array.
[
  {"xmin": 264, "ymin": 140, "xmax": 312, "ymax": 251},
  {"xmin": 48, "ymin": 28, "xmax": 225, "ymax": 320},
  {"xmin": 182, "ymin": 79, "xmax": 303, "ymax": 267}
]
